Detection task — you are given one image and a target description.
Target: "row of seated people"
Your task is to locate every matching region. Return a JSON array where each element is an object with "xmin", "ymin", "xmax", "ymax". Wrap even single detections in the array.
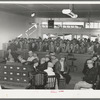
[
  {"xmin": 2, "ymin": 48, "xmax": 100, "ymax": 89},
  {"xmin": 2, "ymin": 49, "xmax": 71, "ymax": 89},
  {"xmin": 7, "ymin": 37, "xmax": 100, "ymax": 54}
]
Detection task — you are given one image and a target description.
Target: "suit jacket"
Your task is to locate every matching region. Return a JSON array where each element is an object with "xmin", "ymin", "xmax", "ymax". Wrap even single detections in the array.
[
  {"xmin": 83, "ymin": 67, "xmax": 98, "ymax": 84},
  {"xmin": 53, "ymin": 60, "xmax": 69, "ymax": 75}
]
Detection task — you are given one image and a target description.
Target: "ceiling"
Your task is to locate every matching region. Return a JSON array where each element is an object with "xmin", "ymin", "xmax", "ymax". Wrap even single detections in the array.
[{"xmin": 0, "ymin": 4, "xmax": 100, "ymax": 18}]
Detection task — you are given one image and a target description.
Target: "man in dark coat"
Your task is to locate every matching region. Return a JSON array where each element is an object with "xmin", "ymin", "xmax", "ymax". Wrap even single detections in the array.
[{"xmin": 74, "ymin": 59, "xmax": 98, "ymax": 89}]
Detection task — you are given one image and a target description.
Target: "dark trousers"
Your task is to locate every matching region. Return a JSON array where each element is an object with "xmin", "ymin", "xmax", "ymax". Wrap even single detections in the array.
[
  {"xmin": 55, "ymin": 73, "xmax": 60, "ymax": 86},
  {"xmin": 55, "ymin": 72, "xmax": 71, "ymax": 86},
  {"xmin": 60, "ymin": 71, "xmax": 71, "ymax": 84}
]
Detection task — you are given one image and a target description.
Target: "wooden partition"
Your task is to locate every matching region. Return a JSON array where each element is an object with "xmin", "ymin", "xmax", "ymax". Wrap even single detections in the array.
[{"xmin": 0, "ymin": 50, "xmax": 92, "ymax": 72}]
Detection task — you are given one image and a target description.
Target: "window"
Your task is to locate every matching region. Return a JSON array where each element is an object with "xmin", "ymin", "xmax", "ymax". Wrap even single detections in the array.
[
  {"xmin": 82, "ymin": 35, "xmax": 89, "ymax": 39},
  {"xmin": 63, "ymin": 22, "xmax": 84, "ymax": 26},
  {"xmin": 54, "ymin": 22, "xmax": 62, "ymax": 28},
  {"xmin": 91, "ymin": 36, "xmax": 97, "ymax": 41},
  {"xmin": 63, "ymin": 22, "xmax": 84, "ymax": 29},
  {"xmin": 74, "ymin": 35, "xmax": 81, "ymax": 39},
  {"xmin": 58, "ymin": 35, "xmax": 63, "ymax": 39},
  {"xmin": 85, "ymin": 23, "xmax": 90, "ymax": 28},
  {"xmin": 90, "ymin": 22, "xmax": 94, "ymax": 28},
  {"xmin": 43, "ymin": 34, "xmax": 48, "ymax": 39},
  {"xmin": 94, "ymin": 23, "xmax": 98, "ymax": 28},
  {"xmin": 42, "ymin": 21, "xmax": 84, "ymax": 29},
  {"xmin": 41, "ymin": 22, "xmax": 48, "ymax": 28},
  {"xmin": 85, "ymin": 22, "xmax": 100, "ymax": 29},
  {"xmin": 64, "ymin": 35, "xmax": 72, "ymax": 40}
]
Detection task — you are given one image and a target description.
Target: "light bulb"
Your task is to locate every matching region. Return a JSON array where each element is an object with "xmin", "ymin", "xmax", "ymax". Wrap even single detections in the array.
[
  {"xmin": 62, "ymin": 9, "xmax": 71, "ymax": 14},
  {"xmin": 31, "ymin": 13, "xmax": 35, "ymax": 17}
]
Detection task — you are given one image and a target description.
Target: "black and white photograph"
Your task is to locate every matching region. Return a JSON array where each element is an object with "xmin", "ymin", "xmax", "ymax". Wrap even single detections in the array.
[{"xmin": 0, "ymin": 1, "xmax": 100, "ymax": 95}]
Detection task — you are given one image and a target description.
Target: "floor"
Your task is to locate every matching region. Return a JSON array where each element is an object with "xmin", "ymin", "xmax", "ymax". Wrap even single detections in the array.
[{"xmin": 59, "ymin": 72, "xmax": 83, "ymax": 90}]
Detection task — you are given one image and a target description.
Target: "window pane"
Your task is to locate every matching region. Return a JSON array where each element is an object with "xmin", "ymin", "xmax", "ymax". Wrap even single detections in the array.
[
  {"xmin": 58, "ymin": 35, "xmax": 63, "ymax": 39},
  {"xmin": 43, "ymin": 34, "xmax": 48, "ymax": 39},
  {"xmin": 54, "ymin": 22, "xmax": 62, "ymax": 28},
  {"xmin": 85, "ymin": 23, "xmax": 90, "ymax": 28},
  {"xmin": 94, "ymin": 23, "xmax": 98, "ymax": 28},
  {"xmin": 91, "ymin": 36, "xmax": 97, "ymax": 41},
  {"xmin": 63, "ymin": 22, "xmax": 84, "ymax": 26},
  {"xmin": 82, "ymin": 35, "xmax": 89, "ymax": 39},
  {"xmin": 64, "ymin": 35, "xmax": 72, "ymax": 40},
  {"xmin": 77, "ymin": 35, "xmax": 81, "ymax": 39},
  {"xmin": 99, "ymin": 23, "xmax": 100, "ymax": 28},
  {"xmin": 90, "ymin": 22, "xmax": 94, "ymax": 28},
  {"xmin": 74, "ymin": 35, "xmax": 77, "ymax": 39}
]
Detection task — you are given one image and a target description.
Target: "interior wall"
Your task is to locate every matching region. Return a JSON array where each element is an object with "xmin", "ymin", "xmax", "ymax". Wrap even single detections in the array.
[
  {"xmin": 35, "ymin": 17, "xmax": 100, "ymax": 38},
  {"xmin": 0, "ymin": 11, "xmax": 35, "ymax": 50},
  {"xmin": 41, "ymin": 28, "xmax": 100, "ymax": 36}
]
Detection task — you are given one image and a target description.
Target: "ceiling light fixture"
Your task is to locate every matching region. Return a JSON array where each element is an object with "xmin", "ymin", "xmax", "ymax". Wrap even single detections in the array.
[
  {"xmin": 31, "ymin": 13, "xmax": 35, "ymax": 17},
  {"xmin": 62, "ymin": 9, "xmax": 78, "ymax": 18}
]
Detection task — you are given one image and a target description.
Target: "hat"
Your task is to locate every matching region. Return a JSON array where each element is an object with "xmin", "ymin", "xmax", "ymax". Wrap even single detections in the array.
[
  {"xmin": 87, "ymin": 60, "xmax": 93, "ymax": 64},
  {"xmin": 48, "ymin": 62, "xmax": 53, "ymax": 68}
]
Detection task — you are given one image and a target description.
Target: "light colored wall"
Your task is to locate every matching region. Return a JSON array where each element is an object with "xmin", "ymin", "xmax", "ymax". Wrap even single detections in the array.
[
  {"xmin": 0, "ymin": 11, "xmax": 35, "ymax": 50},
  {"xmin": 35, "ymin": 17, "xmax": 100, "ymax": 38},
  {"xmin": 41, "ymin": 28, "xmax": 100, "ymax": 36},
  {"xmin": 1, "ymin": 15, "xmax": 100, "ymax": 49}
]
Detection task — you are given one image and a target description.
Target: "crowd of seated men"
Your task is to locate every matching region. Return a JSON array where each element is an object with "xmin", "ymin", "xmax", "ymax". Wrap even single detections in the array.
[
  {"xmin": 3, "ymin": 46, "xmax": 100, "ymax": 89},
  {"xmin": 2, "ymin": 48, "xmax": 71, "ymax": 89},
  {"xmin": 7, "ymin": 36, "xmax": 100, "ymax": 54},
  {"xmin": 1, "ymin": 36, "xmax": 100, "ymax": 89}
]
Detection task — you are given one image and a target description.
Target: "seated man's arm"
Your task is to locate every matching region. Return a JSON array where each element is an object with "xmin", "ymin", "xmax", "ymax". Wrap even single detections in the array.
[{"xmin": 83, "ymin": 68, "xmax": 97, "ymax": 84}]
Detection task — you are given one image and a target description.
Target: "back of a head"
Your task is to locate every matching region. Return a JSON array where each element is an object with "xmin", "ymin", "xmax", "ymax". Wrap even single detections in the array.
[
  {"xmin": 48, "ymin": 62, "xmax": 53, "ymax": 68},
  {"xmin": 28, "ymin": 51, "xmax": 33, "ymax": 57}
]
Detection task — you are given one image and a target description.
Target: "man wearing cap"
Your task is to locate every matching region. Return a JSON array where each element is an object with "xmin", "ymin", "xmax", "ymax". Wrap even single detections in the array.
[{"xmin": 74, "ymin": 59, "xmax": 98, "ymax": 89}]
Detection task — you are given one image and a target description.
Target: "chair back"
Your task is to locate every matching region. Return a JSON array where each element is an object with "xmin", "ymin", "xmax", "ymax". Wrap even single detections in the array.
[
  {"xmin": 32, "ymin": 71, "xmax": 48, "ymax": 89},
  {"xmin": 45, "ymin": 75, "xmax": 56, "ymax": 89},
  {"xmin": 67, "ymin": 53, "xmax": 74, "ymax": 59}
]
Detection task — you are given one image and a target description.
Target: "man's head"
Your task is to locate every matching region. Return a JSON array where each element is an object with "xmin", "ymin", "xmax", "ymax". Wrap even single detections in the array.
[
  {"xmin": 51, "ymin": 55, "xmax": 56, "ymax": 61},
  {"xmin": 60, "ymin": 57, "xmax": 65, "ymax": 62},
  {"xmin": 33, "ymin": 53, "xmax": 38, "ymax": 57},
  {"xmin": 48, "ymin": 62, "xmax": 53, "ymax": 68},
  {"xmin": 87, "ymin": 60, "xmax": 94, "ymax": 69},
  {"xmin": 45, "ymin": 54, "xmax": 50, "ymax": 62},
  {"xmin": 8, "ymin": 49, "xmax": 11, "ymax": 53},
  {"xmin": 92, "ymin": 55, "xmax": 98, "ymax": 62},
  {"xmin": 28, "ymin": 51, "xmax": 33, "ymax": 57},
  {"xmin": 40, "ymin": 58, "xmax": 46, "ymax": 64},
  {"xmin": 60, "ymin": 55, "xmax": 65, "ymax": 62}
]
